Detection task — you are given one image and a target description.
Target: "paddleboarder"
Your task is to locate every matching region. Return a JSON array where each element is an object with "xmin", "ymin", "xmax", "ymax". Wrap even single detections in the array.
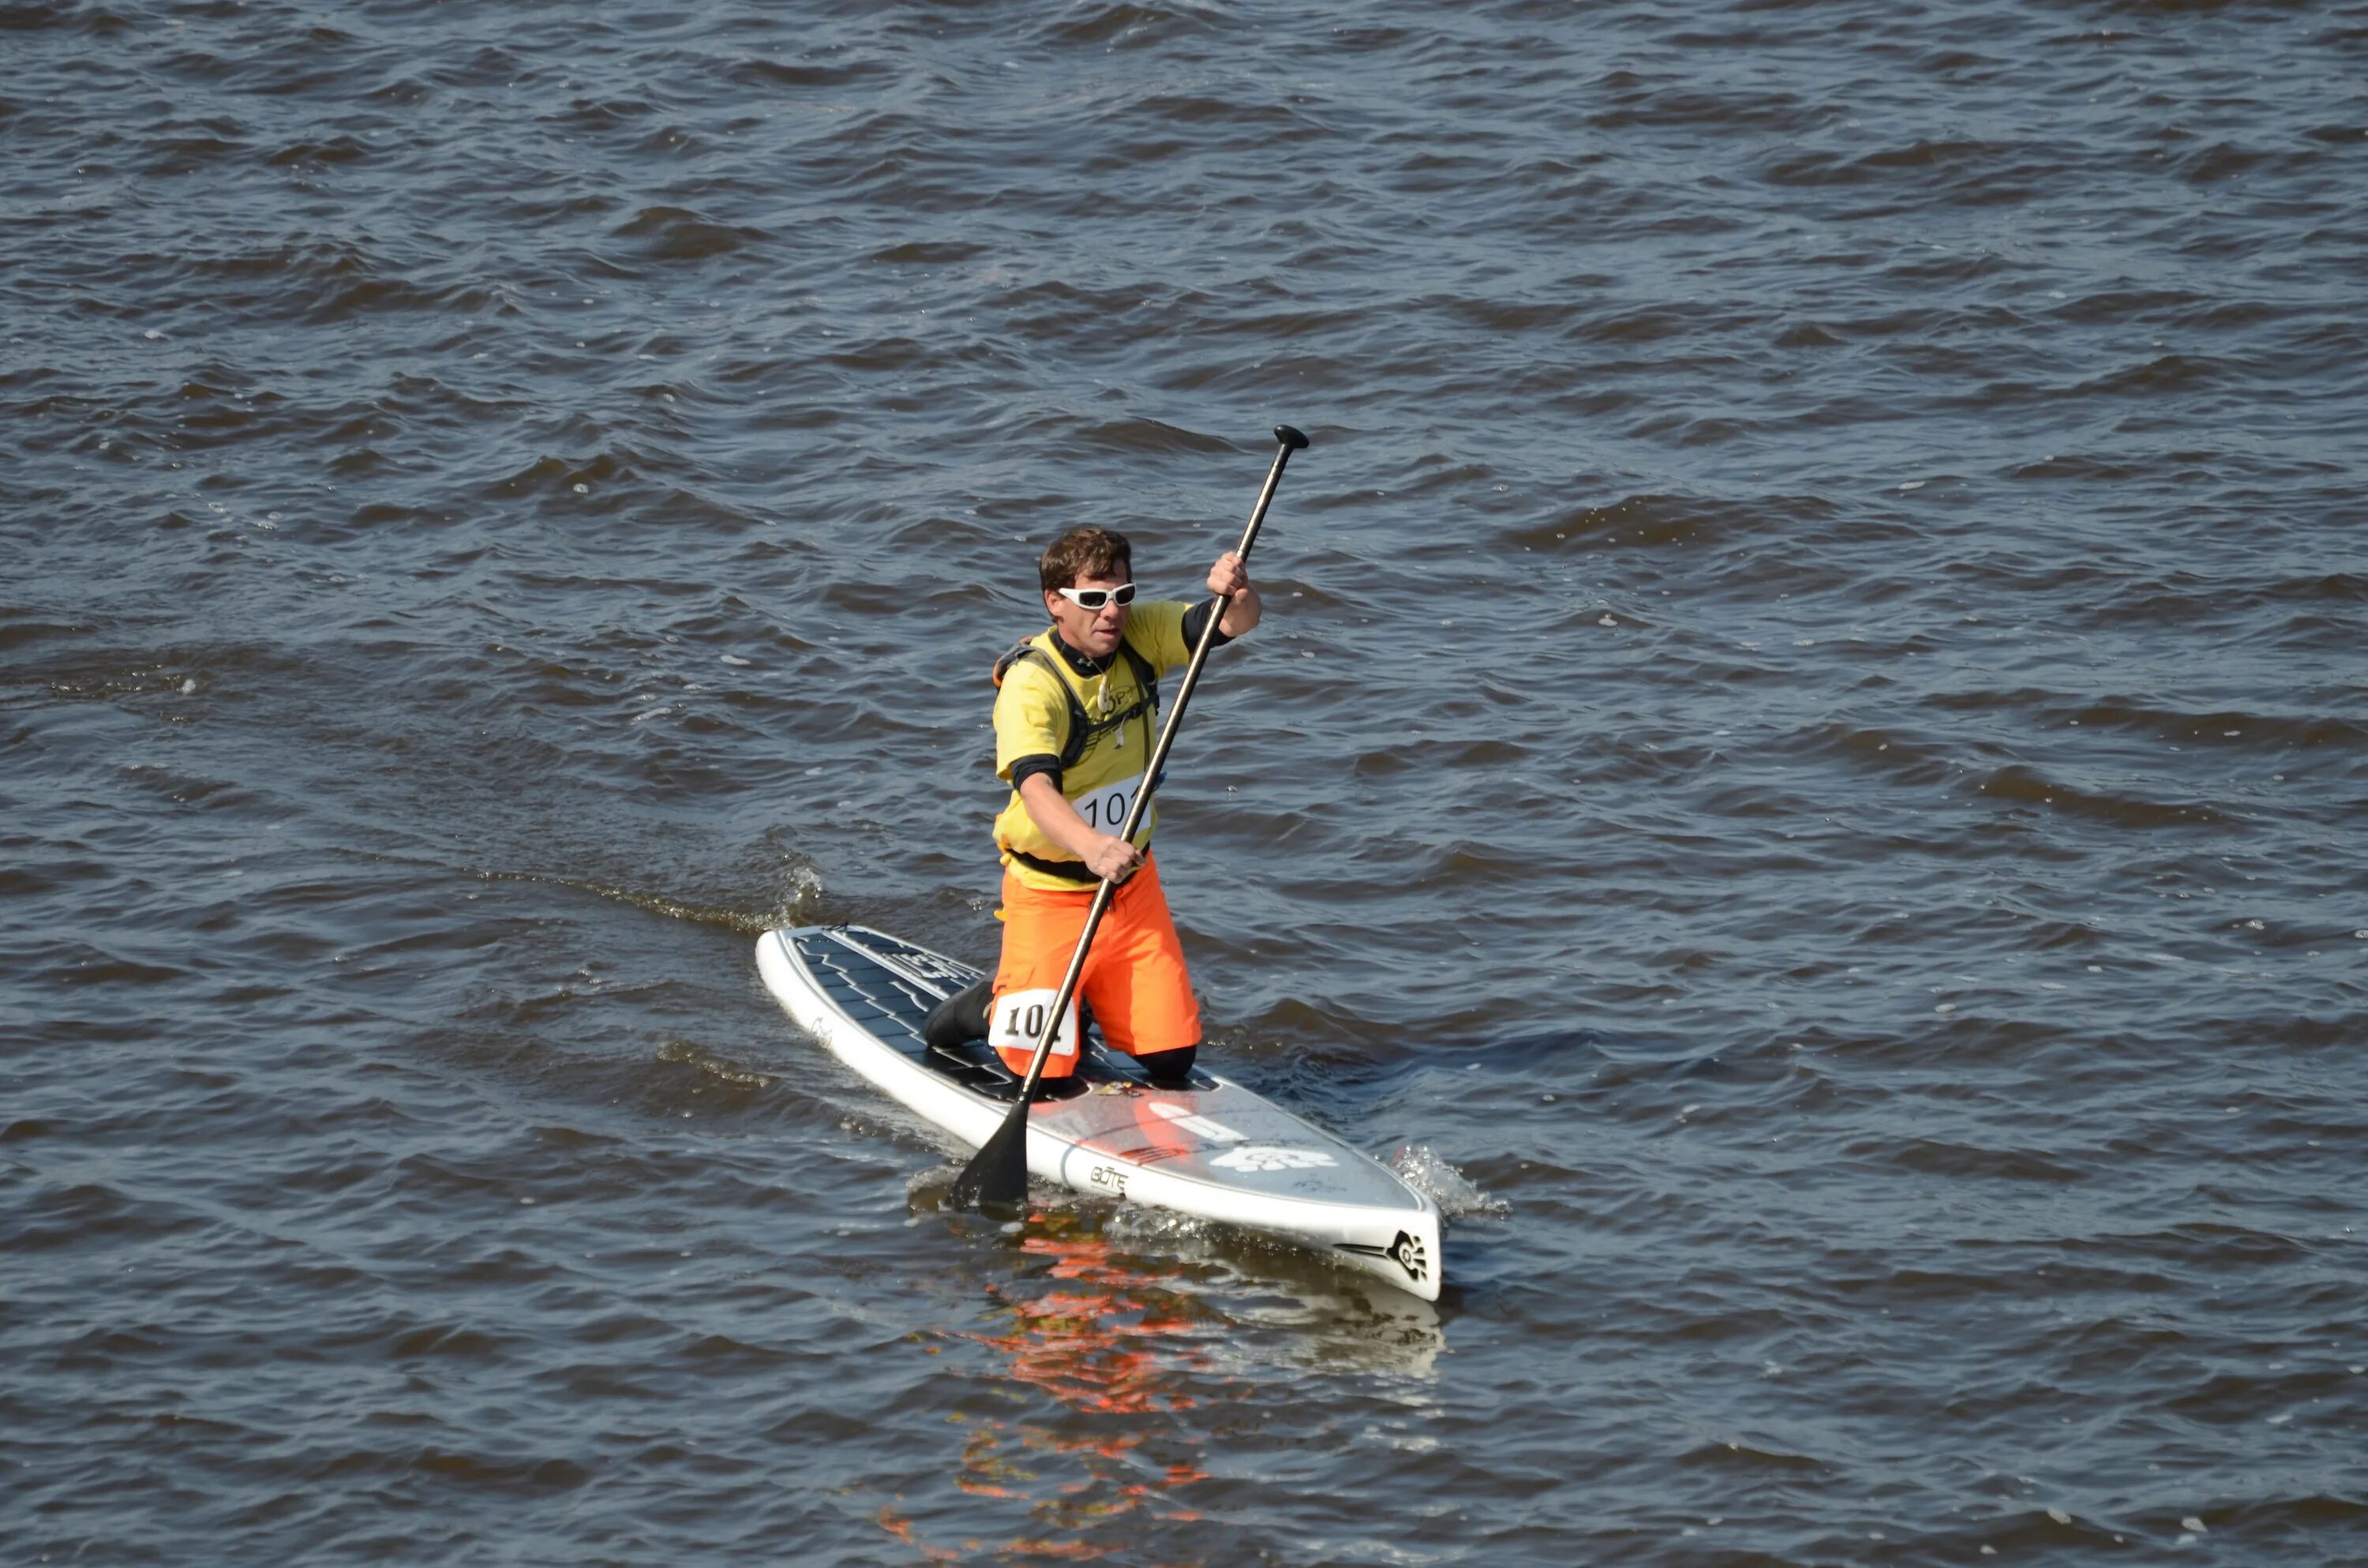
[{"xmin": 925, "ymin": 525, "xmax": 1261, "ymax": 1087}]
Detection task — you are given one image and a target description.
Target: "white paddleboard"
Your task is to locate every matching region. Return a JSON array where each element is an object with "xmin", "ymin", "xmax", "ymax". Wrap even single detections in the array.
[{"xmin": 755, "ymin": 925, "xmax": 1442, "ymax": 1301}]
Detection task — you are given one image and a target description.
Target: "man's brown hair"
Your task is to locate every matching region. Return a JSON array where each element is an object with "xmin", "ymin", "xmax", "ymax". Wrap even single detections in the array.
[{"xmin": 1038, "ymin": 526, "xmax": 1133, "ymax": 594}]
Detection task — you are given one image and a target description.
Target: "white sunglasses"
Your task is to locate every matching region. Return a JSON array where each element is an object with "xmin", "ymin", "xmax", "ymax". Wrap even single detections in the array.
[{"xmin": 1054, "ymin": 583, "xmax": 1137, "ymax": 610}]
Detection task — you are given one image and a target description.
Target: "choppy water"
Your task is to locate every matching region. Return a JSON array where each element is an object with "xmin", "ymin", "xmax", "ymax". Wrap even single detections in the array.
[{"xmin": 7, "ymin": 1, "xmax": 2366, "ymax": 1562}]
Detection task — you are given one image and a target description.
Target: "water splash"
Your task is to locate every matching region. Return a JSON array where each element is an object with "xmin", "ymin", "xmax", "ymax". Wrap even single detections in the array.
[
  {"xmin": 905, "ymin": 1163, "xmax": 958, "ymax": 1213},
  {"xmin": 1389, "ymin": 1143, "xmax": 1508, "ymax": 1218},
  {"xmin": 1101, "ymin": 1199, "xmax": 1223, "ymax": 1253},
  {"xmin": 767, "ymin": 859, "xmax": 826, "ymax": 929}
]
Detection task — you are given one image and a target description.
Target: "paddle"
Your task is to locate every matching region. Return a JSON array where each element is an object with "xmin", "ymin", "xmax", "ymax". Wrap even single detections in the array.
[{"xmin": 949, "ymin": 423, "xmax": 1311, "ymax": 1215}]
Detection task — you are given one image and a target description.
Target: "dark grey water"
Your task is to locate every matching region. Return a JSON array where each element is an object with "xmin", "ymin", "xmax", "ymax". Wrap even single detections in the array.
[{"xmin": 7, "ymin": 0, "xmax": 2366, "ymax": 1562}]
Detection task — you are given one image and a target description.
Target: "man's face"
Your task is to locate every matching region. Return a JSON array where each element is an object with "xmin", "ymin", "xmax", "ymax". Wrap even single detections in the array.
[{"xmin": 1044, "ymin": 571, "xmax": 1131, "ymax": 660}]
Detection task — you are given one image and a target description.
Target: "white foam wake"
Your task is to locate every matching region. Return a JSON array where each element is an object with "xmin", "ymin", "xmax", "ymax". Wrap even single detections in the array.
[{"xmin": 1388, "ymin": 1143, "xmax": 1508, "ymax": 1218}]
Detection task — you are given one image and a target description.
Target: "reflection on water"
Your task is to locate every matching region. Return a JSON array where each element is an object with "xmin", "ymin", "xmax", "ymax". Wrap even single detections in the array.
[
  {"xmin": 987, "ymin": 1224, "xmax": 1226, "ymax": 1418},
  {"xmin": 905, "ymin": 1159, "xmax": 1457, "ymax": 1379},
  {"xmin": 882, "ymin": 1205, "xmax": 1445, "ymax": 1558}
]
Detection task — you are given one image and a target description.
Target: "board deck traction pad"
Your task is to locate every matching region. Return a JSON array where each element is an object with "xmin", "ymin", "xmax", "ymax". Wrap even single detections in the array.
[{"xmin": 756, "ymin": 925, "xmax": 1442, "ymax": 1300}]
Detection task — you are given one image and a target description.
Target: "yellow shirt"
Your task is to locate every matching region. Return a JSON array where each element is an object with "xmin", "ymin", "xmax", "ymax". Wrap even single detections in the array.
[{"xmin": 992, "ymin": 600, "xmax": 1197, "ymax": 890}]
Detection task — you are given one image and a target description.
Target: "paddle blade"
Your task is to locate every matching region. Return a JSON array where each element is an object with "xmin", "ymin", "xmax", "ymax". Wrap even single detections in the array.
[{"xmin": 949, "ymin": 1096, "xmax": 1031, "ymax": 1215}]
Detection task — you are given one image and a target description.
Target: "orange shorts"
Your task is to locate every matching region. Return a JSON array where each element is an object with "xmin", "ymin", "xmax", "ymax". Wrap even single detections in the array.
[{"xmin": 992, "ymin": 853, "xmax": 1201, "ymax": 1078}]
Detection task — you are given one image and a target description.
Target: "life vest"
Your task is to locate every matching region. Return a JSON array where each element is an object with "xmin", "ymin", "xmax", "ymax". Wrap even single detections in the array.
[
  {"xmin": 991, "ymin": 627, "xmax": 1167, "ymax": 885},
  {"xmin": 991, "ymin": 632, "xmax": 1160, "ymax": 769}
]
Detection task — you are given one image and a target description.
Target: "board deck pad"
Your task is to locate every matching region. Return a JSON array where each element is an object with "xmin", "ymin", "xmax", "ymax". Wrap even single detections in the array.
[{"xmin": 759, "ymin": 925, "xmax": 1441, "ymax": 1297}]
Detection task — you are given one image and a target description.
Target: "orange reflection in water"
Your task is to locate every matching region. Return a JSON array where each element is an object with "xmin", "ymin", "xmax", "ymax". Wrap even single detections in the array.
[
  {"xmin": 914, "ymin": 1213, "xmax": 1219, "ymax": 1559},
  {"xmin": 986, "ymin": 1230, "xmax": 1213, "ymax": 1420},
  {"xmin": 879, "ymin": 1203, "xmax": 1445, "ymax": 1561}
]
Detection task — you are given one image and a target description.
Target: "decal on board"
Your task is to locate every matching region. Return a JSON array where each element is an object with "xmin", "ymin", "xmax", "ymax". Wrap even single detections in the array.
[
  {"xmin": 1336, "ymin": 1228, "xmax": 1429, "ymax": 1285},
  {"xmin": 1147, "ymin": 1101, "xmax": 1245, "ymax": 1143},
  {"xmin": 1208, "ymin": 1145, "xmax": 1339, "ymax": 1173}
]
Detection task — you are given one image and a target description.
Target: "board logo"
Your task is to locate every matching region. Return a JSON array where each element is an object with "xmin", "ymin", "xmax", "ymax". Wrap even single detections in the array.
[
  {"xmin": 1208, "ymin": 1144, "xmax": 1338, "ymax": 1173},
  {"xmin": 828, "ymin": 930, "xmax": 976, "ymax": 991},
  {"xmin": 1336, "ymin": 1227, "xmax": 1429, "ymax": 1284},
  {"xmin": 1390, "ymin": 1229, "xmax": 1428, "ymax": 1284},
  {"xmin": 1086, "ymin": 1164, "xmax": 1130, "ymax": 1197},
  {"xmin": 904, "ymin": 953, "xmax": 972, "ymax": 982}
]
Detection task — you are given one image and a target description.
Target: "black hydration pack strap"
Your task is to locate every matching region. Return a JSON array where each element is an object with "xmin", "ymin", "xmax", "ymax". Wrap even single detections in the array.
[{"xmin": 991, "ymin": 637, "xmax": 1160, "ymax": 770}]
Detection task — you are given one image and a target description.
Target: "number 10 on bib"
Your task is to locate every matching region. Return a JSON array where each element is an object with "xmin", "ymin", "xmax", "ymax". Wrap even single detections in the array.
[
  {"xmin": 988, "ymin": 988, "xmax": 1080, "ymax": 1059},
  {"xmin": 1074, "ymin": 771, "xmax": 1144, "ymax": 835}
]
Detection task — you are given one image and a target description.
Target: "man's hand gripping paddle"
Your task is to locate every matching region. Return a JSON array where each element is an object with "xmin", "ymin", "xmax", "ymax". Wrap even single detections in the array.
[{"xmin": 950, "ymin": 424, "xmax": 1310, "ymax": 1215}]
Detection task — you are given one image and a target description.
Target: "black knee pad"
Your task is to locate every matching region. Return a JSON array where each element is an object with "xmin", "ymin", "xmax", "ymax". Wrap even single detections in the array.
[
  {"xmin": 923, "ymin": 977, "xmax": 992, "ymax": 1052},
  {"xmin": 1134, "ymin": 1044, "xmax": 1197, "ymax": 1087}
]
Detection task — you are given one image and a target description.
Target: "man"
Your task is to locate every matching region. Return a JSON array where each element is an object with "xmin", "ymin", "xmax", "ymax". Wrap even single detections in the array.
[{"xmin": 925, "ymin": 525, "xmax": 1260, "ymax": 1088}]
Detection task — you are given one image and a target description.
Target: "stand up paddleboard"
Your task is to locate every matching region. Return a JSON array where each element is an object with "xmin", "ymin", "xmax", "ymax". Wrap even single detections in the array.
[{"xmin": 756, "ymin": 925, "xmax": 1441, "ymax": 1301}]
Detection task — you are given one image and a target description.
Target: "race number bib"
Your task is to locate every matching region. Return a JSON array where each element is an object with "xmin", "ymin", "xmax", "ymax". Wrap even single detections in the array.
[
  {"xmin": 988, "ymin": 988, "xmax": 1079, "ymax": 1059},
  {"xmin": 1071, "ymin": 771, "xmax": 1145, "ymax": 836}
]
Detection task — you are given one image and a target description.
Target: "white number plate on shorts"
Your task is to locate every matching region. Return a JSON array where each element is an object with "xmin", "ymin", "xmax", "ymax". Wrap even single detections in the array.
[
  {"xmin": 988, "ymin": 988, "xmax": 1079, "ymax": 1058},
  {"xmin": 1073, "ymin": 771, "xmax": 1145, "ymax": 836}
]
